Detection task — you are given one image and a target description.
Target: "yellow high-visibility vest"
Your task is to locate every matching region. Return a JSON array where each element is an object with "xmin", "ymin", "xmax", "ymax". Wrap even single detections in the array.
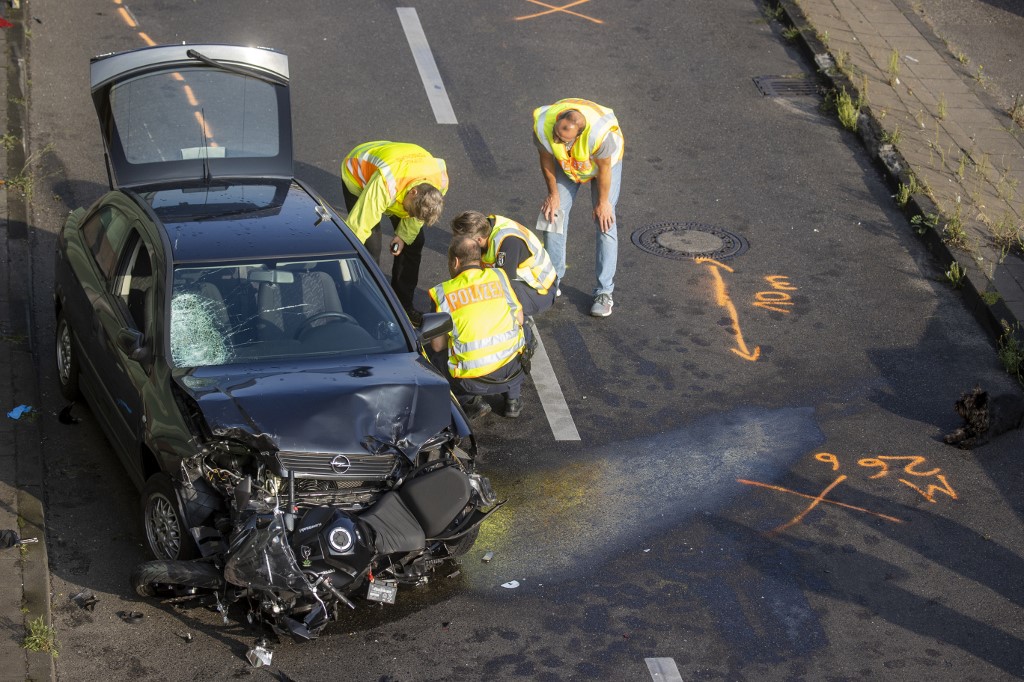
[
  {"xmin": 482, "ymin": 215, "xmax": 557, "ymax": 295},
  {"xmin": 429, "ymin": 267, "xmax": 524, "ymax": 379},
  {"xmin": 341, "ymin": 141, "xmax": 449, "ymax": 243},
  {"xmin": 533, "ymin": 99, "xmax": 623, "ymax": 183}
]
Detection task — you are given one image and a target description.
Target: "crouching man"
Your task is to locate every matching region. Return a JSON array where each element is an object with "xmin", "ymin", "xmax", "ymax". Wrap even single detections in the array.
[{"xmin": 428, "ymin": 236, "xmax": 529, "ymax": 420}]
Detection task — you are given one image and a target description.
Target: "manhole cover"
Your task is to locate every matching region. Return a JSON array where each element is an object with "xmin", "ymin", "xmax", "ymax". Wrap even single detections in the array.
[
  {"xmin": 753, "ymin": 75, "xmax": 820, "ymax": 97},
  {"xmin": 631, "ymin": 222, "xmax": 749, "ymax": 261}
]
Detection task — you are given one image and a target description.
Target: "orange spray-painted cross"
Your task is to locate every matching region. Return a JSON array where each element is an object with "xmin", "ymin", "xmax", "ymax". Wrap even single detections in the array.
[{"xmin": 515, "ymin": 0, "xmax": 604, "ymax": 24}]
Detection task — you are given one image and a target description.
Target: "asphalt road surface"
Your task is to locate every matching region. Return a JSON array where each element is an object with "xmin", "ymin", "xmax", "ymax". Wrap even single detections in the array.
[{"xmin": 22, "ymin": 0, "xmax": 1024, "ymax": 680}]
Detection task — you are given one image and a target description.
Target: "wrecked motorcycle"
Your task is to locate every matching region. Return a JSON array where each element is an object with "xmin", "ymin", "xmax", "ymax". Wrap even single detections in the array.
[{"xmin": 130, "ymin": 430, "xmax": 500, "ymax": 640}]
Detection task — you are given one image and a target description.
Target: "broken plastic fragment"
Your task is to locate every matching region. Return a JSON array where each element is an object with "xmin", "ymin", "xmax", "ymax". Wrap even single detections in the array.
[
  {"xmin": 482, "ymin": 551, "xmax": 494, "ymax": 563},
  {"xmin": 59, "ymin": 402, "xmax": 81, "ymax": 424},
  {"xmin": 7, "ymin": 404, "xmax": 31, "ymax": 420},
  {"xmin": 246, "ymin": 642, "xmax": 273, "ymax": 668},
  {"xmin": 500, "ymin": 580, "xmax": 520, "ymax": 589},
  {"xmin": 71, "ymin": 590, "xmax": 98, "ymax": 611},
  {"xmin": 118, "ymin": 610, "xmax": 144, "ymax": 624}
]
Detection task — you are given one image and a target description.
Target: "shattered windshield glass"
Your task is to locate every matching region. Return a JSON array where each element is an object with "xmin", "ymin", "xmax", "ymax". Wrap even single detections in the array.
[{"xmin": 170, "ymin": 257, "xmax": 406, "ymax": 368}]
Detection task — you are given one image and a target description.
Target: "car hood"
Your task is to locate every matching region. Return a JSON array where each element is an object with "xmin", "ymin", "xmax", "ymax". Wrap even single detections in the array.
[{"xmin": 174, "ymin": 354, "xmax": 453, "ymax": 456}]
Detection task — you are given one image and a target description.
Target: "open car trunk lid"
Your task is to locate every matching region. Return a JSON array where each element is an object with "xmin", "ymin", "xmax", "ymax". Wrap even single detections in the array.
[{"xmin": 90, "ymin": 44, "xmax": 293, "ymax": 190}]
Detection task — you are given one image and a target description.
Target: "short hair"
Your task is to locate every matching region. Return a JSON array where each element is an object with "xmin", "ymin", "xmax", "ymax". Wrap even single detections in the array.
[
  {"xmin": 448, "ymin": 235, "xmax": 481, "ymax": 275},
  {"xmin": 451, "ymin": 211, "xmax": 491, "ymax": 239},
  {"xmin": 556, "ymin": 108, "xmax": 584, "ymax": 128},
  {"xmin": 411, "ymin": 183, "xmax": 444, "ymax": 225}
]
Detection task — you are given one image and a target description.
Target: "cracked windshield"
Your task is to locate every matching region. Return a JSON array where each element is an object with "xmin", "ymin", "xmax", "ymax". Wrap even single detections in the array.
[{"xmin": 171, "ymin": 257, "xmax": 405, "ymax": 367}]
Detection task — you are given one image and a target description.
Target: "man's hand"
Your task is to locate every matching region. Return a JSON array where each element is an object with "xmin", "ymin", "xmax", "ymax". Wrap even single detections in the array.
[
  {"xmin": 390, "ymin": 236, "xmax": 406, "ymax": 256},
  {"xmin": 594, "ymin": 200, "xmax": 615, "ymax": 233},
  {"xmin": 541, "ymin": 194, "xmax": 561, "ymax": 223}
]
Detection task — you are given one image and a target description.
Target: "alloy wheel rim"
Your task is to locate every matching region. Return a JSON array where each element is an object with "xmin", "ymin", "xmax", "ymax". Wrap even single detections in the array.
[
  {"xmin": 146, "ymin": 493, "xmax": 181, "ymax": 559},
  {"xmin": 57, "ymin": 323, "xmax": 71, "ymax": 385}
]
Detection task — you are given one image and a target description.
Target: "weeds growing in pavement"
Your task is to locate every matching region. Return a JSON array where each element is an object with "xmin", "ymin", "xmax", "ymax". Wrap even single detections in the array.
[
  {"xmin": 887, "ymin": 49, "xmax": 900, "ymax": 86},
  {"xmin": 762, "ymin": 4, "xmax": 783, "ymax": 22},
  {"xmin": 943, "ymin": 198, "xmax": 967, "ymax": 248},
  {"xmin": 937, "ymin": 93, "xmax": 947, "ymax": 120},
  {"xmin": 23, "ymin": 617, "xmax": 58, "ymax": 658},
  {"xmin": 955, "ymin": 51, "xmax": 969, "ymax": 65},
  {"xmin": 3, "ymin": 143, "xmax": 55, "ymax": 201},
  {"xmin": 782, "ymin": 26, "xmax": 800, "ymax": 40},
  {"xmin": 881, "ymin": 125, "xmax": 902, "ymax": 145},
  {"xmin": 957, "ymin": 152, "xmax": 969, "ymax": 179},
  {"xmin": 974, "ymin": 64, "xmax": 990, "ymax": 87},
  {"xmin": 981, "ymin": 291, "xmax": 1002, "ymax": 306},
  {"xmin": 992, "ymin": 213, "xmax": 1024, "ymax": 256},
  {"xmin": 911, "ymin": 211, "xmax": 940, "ymax": 235},
  {"xmin": 997, "ymin": 322, "xmax": 1024, "ymax": 384},
  {"xmin": 1, "ymin": 132, "xmax": 18, "ymax": 150},
  {"xmin": 1011, "ymin": 94, "xmax": 1024, "ymax": 129},
  {"xmin": 945, "ymin": 261, "xmax": 965, "ymax": 288},
  {"xmin": 834, "ymin": 87, "xmax": 861, "ymax": 132}
]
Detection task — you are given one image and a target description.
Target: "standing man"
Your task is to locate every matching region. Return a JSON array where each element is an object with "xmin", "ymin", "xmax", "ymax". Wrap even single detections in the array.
[
  {"xmin": 533, "ymin": 98, "xmax": 624, "ymax": 317},
  {"xmin": 450, "ymin": 210, "xmax": 557, "ymax": 318},
  {"xmin": 341, "ymin": 141, "xmax": 448, "ymax": 325},
  {"xmin": 429, "ymin": 236, "xmax": 528, "ymax": 420}
]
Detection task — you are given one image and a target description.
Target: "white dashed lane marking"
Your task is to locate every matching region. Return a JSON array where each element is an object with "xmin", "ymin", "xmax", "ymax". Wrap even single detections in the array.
[
  {"xmin": 530, "ymin": 327, "xmax": 580, "ymax": 441},
  {"xmin": 396, "ymin": 7, "xmax": 458, "ymax": 125},
  {"xmin": 645, "ymin": 657, "xmax": 683, "ymax": 681}
]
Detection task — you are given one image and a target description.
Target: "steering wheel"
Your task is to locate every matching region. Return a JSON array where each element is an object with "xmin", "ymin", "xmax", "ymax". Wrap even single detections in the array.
[{"xmin": 294, "ymin": 311, "xmax": 359, "ymax": 339}]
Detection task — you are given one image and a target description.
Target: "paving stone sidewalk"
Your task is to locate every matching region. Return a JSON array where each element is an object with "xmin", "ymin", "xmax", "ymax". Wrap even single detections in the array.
[
  {"xmin": 779, "ymin": 0, "xmax": 1024, "ymax": 347},
  {"xmin": 2, "ymin": 0, "xmax": 55, "ymax": 678}
]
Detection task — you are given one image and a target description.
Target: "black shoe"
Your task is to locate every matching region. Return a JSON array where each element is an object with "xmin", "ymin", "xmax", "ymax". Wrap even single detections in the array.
[
  {"xmin": 460, "ymin": 395, "xmax": 491, "ymax": 421},
  {"xmin": 504, "ymin": 396, "xmax": 523, "ymax": 419},
  {"xmin": 405, "ymin": 307, "xmax": 424, "ymax": 327}
]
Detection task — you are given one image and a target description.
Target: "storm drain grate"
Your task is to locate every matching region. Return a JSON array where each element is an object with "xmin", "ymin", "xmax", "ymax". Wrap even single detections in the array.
[
  {"xmin": 753, "ymin": 75, "xmax": 820, "ymax": 97},
  {"xmin": 631, "ymin": 222, "xmax": 749, "ymax": 262}
]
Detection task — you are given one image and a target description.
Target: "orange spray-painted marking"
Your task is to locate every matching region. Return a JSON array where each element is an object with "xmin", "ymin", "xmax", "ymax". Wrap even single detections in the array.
[
  {"xmin": 516, "ymin": 0, "xmax": 604, "ymax": 24},
  {"xmin": 695, "ymin": 257, "xmax": 760, "ymax": 361},
  {"xmin": 898, "ymin": 475, "xmax": 958, "ymax": 503},
  {"xmin": 738, "ymin": 478, "xmax": 904, "ymax": 525},
  {"xmin": 815, "ymin": 452, "xmax": 840, "ymax": 471}
]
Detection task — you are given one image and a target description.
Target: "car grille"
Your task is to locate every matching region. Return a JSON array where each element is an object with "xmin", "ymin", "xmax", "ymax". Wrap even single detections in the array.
[{"xmin": 277, "ymin": 451, "xmax": 397, "ymax": 481}]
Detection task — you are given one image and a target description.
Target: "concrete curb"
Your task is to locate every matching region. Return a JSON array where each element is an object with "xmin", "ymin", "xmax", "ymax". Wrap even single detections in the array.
[
  {"xmin": 772, "ymin": 0, "xmax": 1024, "ymax": 351},
  {"xmin": 3, "ymin": 0, "xmax": 56, "ymax": 678}
]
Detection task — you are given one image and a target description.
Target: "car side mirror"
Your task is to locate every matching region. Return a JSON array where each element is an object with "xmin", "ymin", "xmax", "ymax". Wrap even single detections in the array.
[
  {"xmin": 116, "ymin": 327, "xmax": 149, "ymax": 362},
  {"xmin": 418, "ymin": 312, "xmax": 452, "ymax": 344}
]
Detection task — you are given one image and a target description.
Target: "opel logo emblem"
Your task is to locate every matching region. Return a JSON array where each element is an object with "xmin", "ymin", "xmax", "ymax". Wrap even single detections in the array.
[{"xmin": 330, "ymin": 454, "xmax": 351, "ymax": 474}]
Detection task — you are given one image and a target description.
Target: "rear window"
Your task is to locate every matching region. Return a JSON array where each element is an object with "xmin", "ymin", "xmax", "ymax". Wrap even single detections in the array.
[{"xmin": 110, "ymin": 68, "xmax": 279, "ymax": 165}]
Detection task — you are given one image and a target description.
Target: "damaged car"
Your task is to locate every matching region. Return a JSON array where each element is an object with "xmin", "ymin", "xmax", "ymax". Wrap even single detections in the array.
[{"xmin": 53, "ymin": 44, "xmax": 499, "ymax": 636}]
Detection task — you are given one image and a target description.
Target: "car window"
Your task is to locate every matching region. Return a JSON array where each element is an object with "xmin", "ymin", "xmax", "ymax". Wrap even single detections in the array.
[
  {"xmin": 169, "ymin": 257, "xmax": 406, "ymax": 368},
  {"xmin": 114, "ymin": 232, "xmax": 154, "ymax": 331},
  {"xmin": 110, "ymin": 68, "xmax": 279, "ymax": 165},
  {"xmin": 81, "ymin": 206, "xmax": 133, "ymax": 281}
]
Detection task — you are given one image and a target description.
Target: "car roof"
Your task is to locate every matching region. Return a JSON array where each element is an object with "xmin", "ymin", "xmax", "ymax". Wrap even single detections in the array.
[{"xmin": 136, "ymin": 180, "xmax": 361, "ymax": 263}]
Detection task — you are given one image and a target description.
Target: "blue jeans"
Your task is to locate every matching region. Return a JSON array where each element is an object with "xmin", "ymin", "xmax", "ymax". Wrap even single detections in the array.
[{"xmin": 543, "ymin": 162, "xmax": 621, "ymax": 296}]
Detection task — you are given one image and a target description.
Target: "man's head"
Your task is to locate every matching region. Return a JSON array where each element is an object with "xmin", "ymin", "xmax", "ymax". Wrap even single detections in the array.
[
  {"xmin": 553, "ymin": 109, "xmax": 585, "ymax": 146},
  {"xmin": 451, "ymin": 210, "xmax": 491, "ymax": 247},
  {"xmin": 448, "ymin": 235, "xmax": 482, "ymax": 278},
  {"xmin": 403, "ymin": 183, "xmax": 445, "ymax": 225}
]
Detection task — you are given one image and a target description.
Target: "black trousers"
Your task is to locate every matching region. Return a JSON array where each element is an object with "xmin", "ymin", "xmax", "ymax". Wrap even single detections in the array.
[
  {"xmin": 511, "ymin": 281, "xmax": 555, "ymax": 318},
  {"xmin": 428, "ymin": 346, "xmax": 526, "ymax": 401},
  {"xmin": 342, "ymin": 185, "xmax": 425, "ymax": 311}
]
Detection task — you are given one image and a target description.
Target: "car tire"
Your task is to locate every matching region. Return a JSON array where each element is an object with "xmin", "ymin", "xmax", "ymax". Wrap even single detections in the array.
[
  {"xmin": 141, "ymin": 474, "xmax": 198, "ymax": 561},
  {"xmin": 55, "ymin": 311, "xmax": 80, "ymax": 401},
  {"xmin": 444, "ymin": 526, "xmax": 480, "ymax": 558},
  {"xmin": 130, "ymin": 560, "xmax": 224, "ymax": 598}
]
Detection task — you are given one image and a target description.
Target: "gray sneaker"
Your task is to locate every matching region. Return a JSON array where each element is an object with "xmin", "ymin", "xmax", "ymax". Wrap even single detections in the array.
[{"xmin": 590, "ymin": 293, "xmax": 613, "ymax": 317}]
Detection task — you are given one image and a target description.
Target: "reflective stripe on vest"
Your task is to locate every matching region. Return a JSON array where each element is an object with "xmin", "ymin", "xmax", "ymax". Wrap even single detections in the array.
[
  {"xmin": 429, "ymin": 268, "xmax": 524, "ymax": 379},
  {"xmin": 342, "ymin": 141, "xmax": 449, "ymax": 216},
  {"xmin": 482, "ymin": 215, "xmax": 557, "ymax": 294},
  {"xmin": 532, "ymin": 99, "xmax": 623, "ymax": 183}
]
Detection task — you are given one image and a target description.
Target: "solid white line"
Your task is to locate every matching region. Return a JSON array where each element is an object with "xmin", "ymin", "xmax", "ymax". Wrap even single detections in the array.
[
  {"xmin": 530, "ymin": 328, "xmax": 580, "ymax": 441},
  {"xmin": 645, "ymin": 658, "xmax": 683, "ymax": 682},
  {"xmin": 396, "ymin": 7, "xmax": 458, "ymax": 125}
]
